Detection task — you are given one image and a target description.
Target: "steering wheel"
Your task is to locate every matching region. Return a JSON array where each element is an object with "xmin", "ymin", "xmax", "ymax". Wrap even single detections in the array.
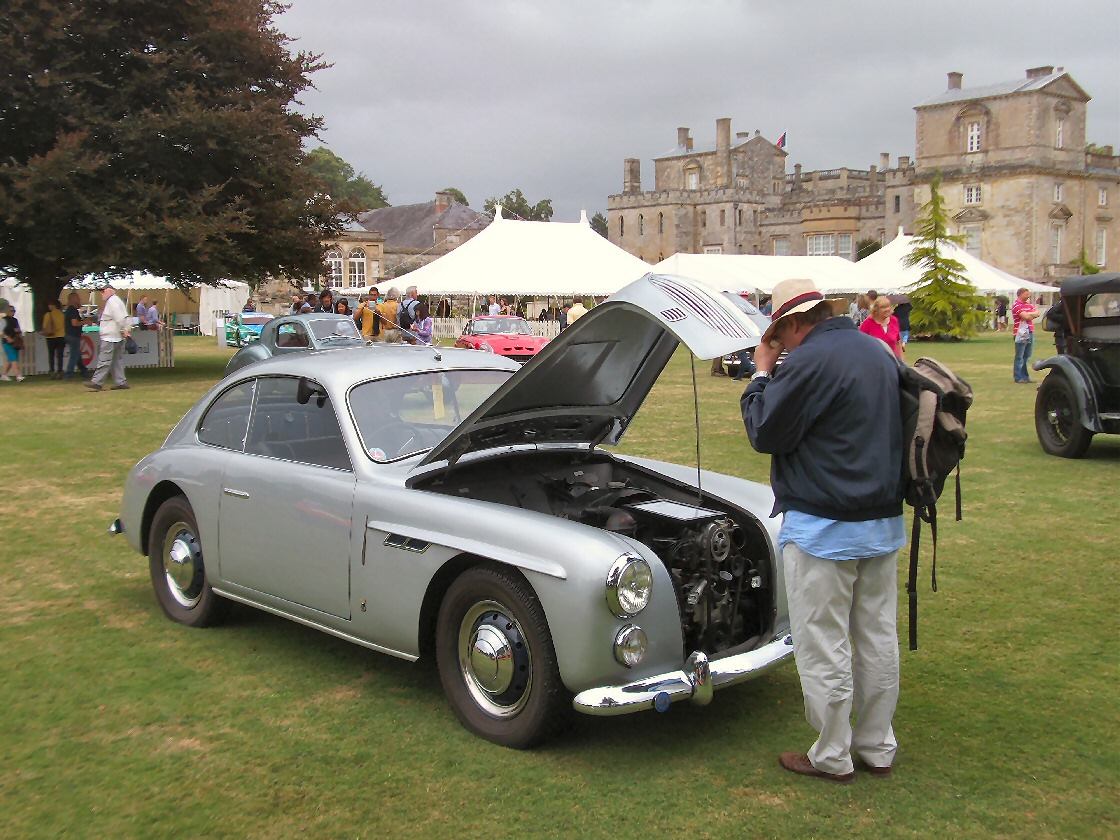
[{"xmin": 377, "ymin": 421, "xmax": 421, "ymax": 458}]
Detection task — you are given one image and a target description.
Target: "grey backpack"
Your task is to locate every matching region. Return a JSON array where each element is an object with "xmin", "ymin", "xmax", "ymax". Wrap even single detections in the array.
[{"xmin": 898, "ymin": 357, "xmax": 974, "ymax": 650}]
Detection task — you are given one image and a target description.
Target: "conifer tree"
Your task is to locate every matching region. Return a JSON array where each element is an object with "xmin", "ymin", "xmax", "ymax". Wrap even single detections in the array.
[{"xmin": 903, "ymin": 174, "xmax": 986, "ymax": 338}]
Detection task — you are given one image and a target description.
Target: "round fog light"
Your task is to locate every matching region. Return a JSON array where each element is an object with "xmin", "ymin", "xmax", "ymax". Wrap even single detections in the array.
[{"xmin": 614, "ymin": 624, "xmax": 648, "ymax": 668}]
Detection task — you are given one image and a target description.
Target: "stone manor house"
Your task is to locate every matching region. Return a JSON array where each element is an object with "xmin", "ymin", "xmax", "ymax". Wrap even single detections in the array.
[{"xmin": 607, "ymin": 66, "xmax": 1119, "ymax": 286}]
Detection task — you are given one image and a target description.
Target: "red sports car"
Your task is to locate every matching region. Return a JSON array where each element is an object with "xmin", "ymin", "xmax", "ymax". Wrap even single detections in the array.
[{"xmin": 455, "ymin": 316, "xmax": 550, "ymax": 364}]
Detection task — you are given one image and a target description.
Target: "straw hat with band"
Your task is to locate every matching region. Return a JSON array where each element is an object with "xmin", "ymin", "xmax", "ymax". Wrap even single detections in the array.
[{"xmin": 762, "ymin": 278, "xmax": 847, "ymax": 346}]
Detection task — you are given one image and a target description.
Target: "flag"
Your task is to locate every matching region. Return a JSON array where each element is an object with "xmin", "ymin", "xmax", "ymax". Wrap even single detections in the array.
[{"xmin": 776, "ymin": 132, "xmax": 787, "ymax": 149}]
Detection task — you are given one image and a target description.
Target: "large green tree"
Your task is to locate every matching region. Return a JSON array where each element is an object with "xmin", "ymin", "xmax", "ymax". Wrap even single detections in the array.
[
  {"xmin": 903, "ymin": 174, "xmax": 986, "ymax": 338},
  {"xmin": 0, "ymin": 0, "xmax": 341, "ymax": 306},
  {"xmin": 305, "ymin": 147, "xmax": 388, "ymax": 212},
  {"xmin": 483, "ymin": 189, "xmax": 553, "ymax": 222}
]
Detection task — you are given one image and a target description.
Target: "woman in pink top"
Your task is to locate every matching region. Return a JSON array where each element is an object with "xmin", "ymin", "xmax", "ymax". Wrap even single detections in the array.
[{"xmin": 859, "ymin": 296, "xmax": 903, "ymax": 358}]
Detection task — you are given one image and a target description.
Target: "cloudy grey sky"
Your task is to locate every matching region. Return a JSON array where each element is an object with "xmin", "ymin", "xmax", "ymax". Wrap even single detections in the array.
[{"xmin": 278, "ymin": 0, "xmax": 1120, "ymax": 222}]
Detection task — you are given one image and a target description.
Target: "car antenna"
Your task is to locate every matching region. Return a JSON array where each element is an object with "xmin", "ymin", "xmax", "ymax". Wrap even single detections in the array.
[{"xmin": 690, "ymin": 354, "xmax": 703, "ymax": 507}]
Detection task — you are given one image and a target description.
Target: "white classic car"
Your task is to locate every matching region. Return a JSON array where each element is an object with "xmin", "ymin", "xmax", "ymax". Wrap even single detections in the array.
[{"xmin": 114, "ymin": 273, "xmax": 792, "ymax": 748}]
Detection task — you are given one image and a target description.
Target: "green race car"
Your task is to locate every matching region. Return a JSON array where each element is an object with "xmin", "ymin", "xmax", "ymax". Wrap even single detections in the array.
[{"xmin": 224, "ymin": 312, "xmax": 272, "ymax": 347}]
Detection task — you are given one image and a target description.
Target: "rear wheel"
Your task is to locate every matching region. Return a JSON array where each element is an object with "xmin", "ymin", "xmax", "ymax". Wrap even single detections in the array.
[
  {"xmin": 149, "ymin": 496, "xmax": 226, "ymax": 627},
  {"xmin": 1035, "ymin": 373, "xmax": 1094, "ymax": 458},
  {"xmin": 436, "ymin": 565, "xmax": 568, "ymax": 749}
]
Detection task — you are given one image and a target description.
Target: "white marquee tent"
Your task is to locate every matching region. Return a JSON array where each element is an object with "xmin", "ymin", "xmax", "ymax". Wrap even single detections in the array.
[
  {"xmin": 66, "ymin": 272, "xmax": 250, "ymax": 335},
  {"xmin": 654, "ymin": 253, "xmax": 868, "ymax": 295},
  {"xmin": 855, "ymin": 231, "xmax": 1054, "ymax": 296},
  {"xmin": 0, "ymin": 276, "xmax": 33, "ymax": 322},
  {"xmin": 396, "ymin": 208, "xmax": 653, "ymax": 297}
]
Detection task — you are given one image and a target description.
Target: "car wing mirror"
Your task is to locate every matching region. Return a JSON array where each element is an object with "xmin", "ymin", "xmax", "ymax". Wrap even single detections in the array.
[{"xmin": 297, "ymin": 376, "xmax": 328, "ymax": 408}]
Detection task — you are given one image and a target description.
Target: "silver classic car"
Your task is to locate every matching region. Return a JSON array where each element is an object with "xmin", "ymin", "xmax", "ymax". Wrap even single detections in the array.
[
  {"xmin": 115, "ymin": 273, "xmax": 792, "ymax": 748},
  {"xmin": 224, "ymin": 313, "xmax": 366, "ymax": 377}
]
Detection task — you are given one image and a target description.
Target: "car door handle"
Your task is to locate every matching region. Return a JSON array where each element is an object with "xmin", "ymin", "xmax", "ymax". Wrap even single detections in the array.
[{"xmin": 222, "ymin": 488, "xmax": 250, "ymax": 499}]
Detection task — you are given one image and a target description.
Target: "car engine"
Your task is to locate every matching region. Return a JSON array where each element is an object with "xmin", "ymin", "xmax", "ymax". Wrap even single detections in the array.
[{"xmin": 419, "ymin": 454, "xmax": 774, "ymax": 657}]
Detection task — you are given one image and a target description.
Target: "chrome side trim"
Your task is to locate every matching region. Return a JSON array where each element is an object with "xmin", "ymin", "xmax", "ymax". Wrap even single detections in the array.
[
  {"xmin": 211, "ymin": 588, "xmax": 419, "ymax": 662},
  {"xmin": 571, "ymin": 633, "xmax": 793, "ymax": 716},
  {"xmin": 364, "ymin": 517, "xmax": 567, "ymax": 580}
]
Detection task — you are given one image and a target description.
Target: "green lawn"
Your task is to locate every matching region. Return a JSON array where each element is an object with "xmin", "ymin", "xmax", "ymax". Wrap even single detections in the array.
[{"xmin": 0, "ymin": 333, "xmax": 1116, "ymax": 839}]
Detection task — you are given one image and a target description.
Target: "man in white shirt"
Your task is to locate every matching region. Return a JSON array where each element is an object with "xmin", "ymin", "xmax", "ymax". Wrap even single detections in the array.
[{"xmin": 86, "ymin": 283, "xmax": 132, "ymax": 391}]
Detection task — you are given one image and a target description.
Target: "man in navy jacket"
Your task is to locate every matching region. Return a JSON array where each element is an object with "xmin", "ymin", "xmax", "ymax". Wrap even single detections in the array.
[{"xmin": 742, "ymin": 278, "xmax": 905, "ymax": 784}]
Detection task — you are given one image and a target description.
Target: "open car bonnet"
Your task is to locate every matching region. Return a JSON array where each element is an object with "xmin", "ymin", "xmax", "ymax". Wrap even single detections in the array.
[{"xmin": 419, "ymin": 273, "xmax": 764, "ymax": 468}]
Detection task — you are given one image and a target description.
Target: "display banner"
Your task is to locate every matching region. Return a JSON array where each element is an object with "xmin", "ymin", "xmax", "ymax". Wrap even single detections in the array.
[{"xmin": 29, "ymin": 329, "xmax": 167, "ymax": 374}]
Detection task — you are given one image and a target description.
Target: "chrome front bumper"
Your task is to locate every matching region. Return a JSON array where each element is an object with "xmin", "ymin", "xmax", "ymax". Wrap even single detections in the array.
[{"xmin": 572, "ymin": 633, "xmax": 793, "ymax": 716}]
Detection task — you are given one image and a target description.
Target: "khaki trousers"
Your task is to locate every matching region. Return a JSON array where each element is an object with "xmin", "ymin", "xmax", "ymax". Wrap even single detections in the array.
[{"xmin": 783, "ymin": 543, "xmax": 899, "ymax": 775}]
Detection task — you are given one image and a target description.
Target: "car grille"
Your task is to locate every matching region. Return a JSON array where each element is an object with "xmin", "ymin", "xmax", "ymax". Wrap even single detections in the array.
[{"xmin": 508, "ymin": 354, "xmax": 535, "ymax": 364}]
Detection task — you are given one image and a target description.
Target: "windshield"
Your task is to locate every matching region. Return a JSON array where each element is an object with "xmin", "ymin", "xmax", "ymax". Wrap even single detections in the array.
[
  {"xmin": 241, "ymin": 314, "xmax": 272, "ymax": 326},
  {"xmin": 308, "ymin": 317, "xmax": 363, "ymax": 342},
  {"xmin": 473, "ymin": 318, "xmax": 532, "ymax": 336},
  {"xmin": 349, "ymin": 369, "xmax": 512, "ymax": 461}
]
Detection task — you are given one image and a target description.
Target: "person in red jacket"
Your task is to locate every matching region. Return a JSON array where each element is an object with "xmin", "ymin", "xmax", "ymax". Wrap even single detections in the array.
[{"xmin": 859, "ymin": 296, "xmax": 903, "ymax": 358}]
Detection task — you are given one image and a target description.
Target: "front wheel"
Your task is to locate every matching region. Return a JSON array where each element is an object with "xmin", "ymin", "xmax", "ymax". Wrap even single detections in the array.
[
  {"xmin": 149, "ymin": 496, "xmax": 226, "ymax": 627},
  {"xmin": 436, "ymin": 565, "xmax": 568, "ymax": 749},
  {"xmin": 1035, "ymin": 373, "xmax": 1094, "ymax": 458}
]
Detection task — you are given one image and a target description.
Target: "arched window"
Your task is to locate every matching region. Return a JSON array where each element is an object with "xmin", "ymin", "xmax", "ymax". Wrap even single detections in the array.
[
  {"xmin": 639, "ymin": 214, "xmax": 644, "ymax": 236},
  {"xmin": 658, "ymin": 212, "xmax": 664, "ymax": 234},
  {"xmin": 348, "ymin": 248, "xmax": 366, "ymax": 287},
  {"xmin": 700, "ymin": 210, "xmax": 707, "ymax": 228},
  {"xmin": 324, "ymin": 248, "xmax": 343, "ymax": 288}
]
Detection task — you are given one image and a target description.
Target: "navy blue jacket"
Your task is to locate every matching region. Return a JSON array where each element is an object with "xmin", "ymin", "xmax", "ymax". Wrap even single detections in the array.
[{"xmin": 741, "ymin": 317, "xmax": 903, "ymax": 521}]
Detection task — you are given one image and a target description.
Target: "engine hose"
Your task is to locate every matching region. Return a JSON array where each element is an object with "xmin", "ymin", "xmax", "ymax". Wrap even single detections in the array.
[{"xmin": 730, "ymin": 555, "xmax": 747, "ymax": 636}]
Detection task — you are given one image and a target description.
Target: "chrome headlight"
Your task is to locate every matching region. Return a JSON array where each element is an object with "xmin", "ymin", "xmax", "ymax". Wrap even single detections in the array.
[
  {"xmin": 479, "ymin": 342, "xmax": 494, "ymax": 353},
  {"xmin": 605, "ymin": 554, "xmax": 653, "ymax": 618},
  {"xmin": 614, "ymin": 624, "xmax": 648, "ymax": 668}
]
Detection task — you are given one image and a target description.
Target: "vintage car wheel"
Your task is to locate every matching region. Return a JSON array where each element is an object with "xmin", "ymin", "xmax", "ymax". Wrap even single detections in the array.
[
  {"xmin": 436, "ymin": 565, "xmax": 568, "ymax": 749},
  {"xmin": 1035, "ymin": 373, "xmax": 1094, "ymax": 458},
  {"xmin": 148, "ymin": 496, "xmax": 226, "ymax": 627}
]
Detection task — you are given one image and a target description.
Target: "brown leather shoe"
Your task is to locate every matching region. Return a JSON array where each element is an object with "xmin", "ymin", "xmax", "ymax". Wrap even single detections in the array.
[
  {"xmin": 859, "ymin": 759, "xmax": 893, "ymax": 777},
  {"xmin": 779, "ymin": 752, "xmax": 855, "ymax": 784}
]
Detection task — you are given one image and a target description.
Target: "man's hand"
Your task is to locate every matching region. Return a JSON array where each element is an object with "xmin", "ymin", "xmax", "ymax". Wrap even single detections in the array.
[{"xmin": 752, "ymin": 340, "xmax": 782, "ymax": 374}]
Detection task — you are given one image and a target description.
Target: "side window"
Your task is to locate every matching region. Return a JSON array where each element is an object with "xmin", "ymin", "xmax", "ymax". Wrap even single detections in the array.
[
  {"xmin": 276, "ymin": 322, "xmax": 310, "ymax": 348},
  {"xmin": 198, "ymin": 381, "xmax": 256, "ymax": 451},
  {"xmin": 245, "ymin": 377, "xmax": 352, "ymax": 470}
]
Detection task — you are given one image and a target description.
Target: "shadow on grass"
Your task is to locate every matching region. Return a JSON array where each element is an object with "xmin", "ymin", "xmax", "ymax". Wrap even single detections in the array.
[{"xmin": 129, "ymin": 581, "xmax": 799, "ymax": 756}]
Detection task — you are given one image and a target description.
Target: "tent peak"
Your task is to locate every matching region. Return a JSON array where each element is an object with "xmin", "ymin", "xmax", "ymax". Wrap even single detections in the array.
[
  {"xmin": 579, "ymin": 209, "xmax": 588, "ymax": 224},
  {"xmin": 494, "ymin": 204, "xmax": 505, "ymax": 221}
]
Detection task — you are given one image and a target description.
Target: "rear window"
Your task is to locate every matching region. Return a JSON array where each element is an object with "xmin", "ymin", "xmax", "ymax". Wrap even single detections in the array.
[
  {"xmin": 307, "ymin": 317, "xmax": 362, "ymax": 342},
  {"xmin": 348, "ymin": 369, "xmax": 510, "ymax": 461},
  {"xmin": 1084, "ymin": 293, "xmax": 1120, "ymax": 319}
]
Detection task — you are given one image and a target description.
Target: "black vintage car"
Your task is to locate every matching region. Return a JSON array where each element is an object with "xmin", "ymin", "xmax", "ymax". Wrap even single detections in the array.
[{"xmin": 1034, "ymin": 273, "xmax": 1120, "ymax": 457}]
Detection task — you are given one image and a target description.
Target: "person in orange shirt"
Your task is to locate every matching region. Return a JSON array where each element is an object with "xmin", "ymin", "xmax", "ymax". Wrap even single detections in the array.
[{"xmin": 41, "ymin": 300, "xmax": 67, "ymax": 378}]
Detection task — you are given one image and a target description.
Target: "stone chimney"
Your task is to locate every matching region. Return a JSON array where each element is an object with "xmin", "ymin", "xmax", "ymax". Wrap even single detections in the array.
[
  {"xmin": 947, "ymin": 72, "xmax": 963, "ymax": 90},
  {"xmin": 869, "ymin": 165, "xmax": 878, "ymax": 189},
  {"xmin": 736, "ymin": 131, "xmax": 750, "ymax": 140},
  {"xmin": 716, "ymin": 118, "xmax": 732, "ymax": 186},
  {"xmin": 793, "ymin": 163, "xmax": 802, "ymax": 191},
  {"xmin": 880, "ymin": 152, "xmax": 890, "ymax": 170},
  {"xmin": 677, "ymin": 127, "xmax": 691, "ymax": 150},
  {"xmin": 1026, "ymin": 65, "xmax": 1055, "ymax": 79},
  {"xmin": 716, "ymin": 118, "xmax": 731, "ymax": 150},
  {"xmin": 434, "ymin": 190, "xmax": 454, "ymax": 215},
  {"xmin": 899, "ymin": 155, "xmax": 911, "ymax": 169},
  {"xmin": 623, "ymin": 158, "xmax": 641, "ymax": 194}
]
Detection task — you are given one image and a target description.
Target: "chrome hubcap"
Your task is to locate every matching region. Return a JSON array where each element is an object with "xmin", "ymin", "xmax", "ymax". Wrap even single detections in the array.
[
  {"xmin": 162, "ymin": 521, "xmax": 203, "ymax": 608},
  {"xmin": 458, "ymin": 600, "xmax": 532, "ymax": 718}
]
